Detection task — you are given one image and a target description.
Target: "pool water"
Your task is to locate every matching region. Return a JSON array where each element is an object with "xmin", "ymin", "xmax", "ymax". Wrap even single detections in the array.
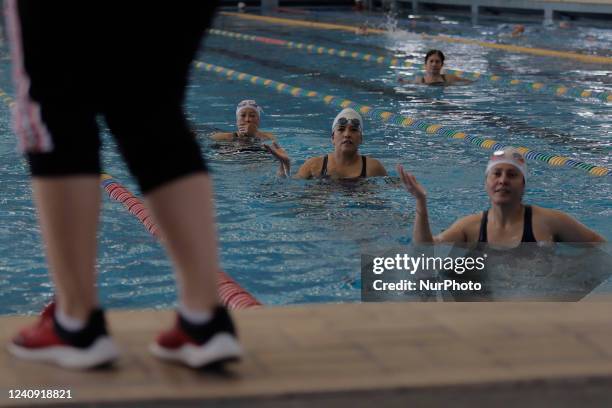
[{"xmin": 0, "ymin": 8, "xmax": 610, "ymax": 314}]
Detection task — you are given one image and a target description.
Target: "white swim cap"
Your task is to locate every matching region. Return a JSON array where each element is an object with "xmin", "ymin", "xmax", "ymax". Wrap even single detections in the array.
[
  {"xmin": 331, "ymin": 108, "xmax": 363, "ymax": 134},
  {"xmin": 485, "ymin": 147, "xmax": 527, "ymax": 182},
  {"xmin": 236, "ymin": 100, "xmax": 263, "ymax": 118}
]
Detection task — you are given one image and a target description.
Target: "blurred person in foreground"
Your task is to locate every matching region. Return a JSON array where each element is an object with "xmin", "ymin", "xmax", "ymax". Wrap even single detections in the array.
[{"xmin": 6, "ymin": 0, "xmax": 241, "ymax": 369}]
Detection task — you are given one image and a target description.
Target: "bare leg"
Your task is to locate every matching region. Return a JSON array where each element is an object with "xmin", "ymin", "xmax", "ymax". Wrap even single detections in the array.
[
  {"xmin": 144, "ymin": 173, "xmax": 220, "ymax": 311},
  {"xmin": 32, "ymin": 176, "xmax": 100, "ymax": 320}
]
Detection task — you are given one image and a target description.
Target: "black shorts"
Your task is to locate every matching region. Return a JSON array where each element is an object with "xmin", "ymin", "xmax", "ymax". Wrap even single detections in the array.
[{"xmin": 7, "ymin": 0, "xmax": 218, "ymax": 193}]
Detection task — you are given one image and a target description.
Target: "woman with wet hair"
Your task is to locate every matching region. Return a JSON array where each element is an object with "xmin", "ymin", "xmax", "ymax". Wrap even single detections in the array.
[{"xmin": 411, "ymin": 49, "xmax": 473, "ymax": 86}]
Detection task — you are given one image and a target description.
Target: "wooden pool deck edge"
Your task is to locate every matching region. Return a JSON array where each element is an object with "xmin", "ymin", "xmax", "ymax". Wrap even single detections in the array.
[{"xmin": 1, "ymin": 301, "xmax": 612, "ymax": 407}]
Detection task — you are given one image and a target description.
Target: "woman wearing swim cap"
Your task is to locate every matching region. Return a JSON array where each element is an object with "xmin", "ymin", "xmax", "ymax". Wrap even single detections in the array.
[
  {"xmin": 212, "ymin": 100, "xmax": 276, "ymax": 142},
  {"xmin": 398, "ymin": 148, "xmax": 605, "ymax": 245},
  {"xmin": 265, "ymin": 108, "xmax": 387, "ymax": 179},
  {"xmin": 409, "ymin": 50, "xmax": 473, "ymax": 86}
]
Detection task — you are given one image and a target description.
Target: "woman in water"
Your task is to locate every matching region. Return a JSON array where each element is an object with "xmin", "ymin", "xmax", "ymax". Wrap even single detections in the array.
[
  {"xmin": 410, "ymin": 50, "xmax": 473, "ymax": 86},
  {"xmin": 212, "ymin": 99, "xmax": 276, "ymax": 142},
  {"xmin": 398, "ymin": 148, "xmax": 605, "ymax": 245},
  {"xmin": 265, "ymin": 108, "xmax": 387, "ymax": 179}
]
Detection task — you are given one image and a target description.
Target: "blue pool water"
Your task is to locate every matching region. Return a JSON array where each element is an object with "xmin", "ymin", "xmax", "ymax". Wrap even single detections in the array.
[{"xmin": 0, "ymin": 9, "xmax": 610, "ymax": 314}]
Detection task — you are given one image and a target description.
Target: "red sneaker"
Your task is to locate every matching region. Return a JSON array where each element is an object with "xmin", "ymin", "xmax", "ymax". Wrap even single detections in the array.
[
  {"xmin": 150, "ymin": 306, "xmax": 242, "ymax": 368},
  {"xmin": 39, "ymin": 301, "xmax": 56, "ymax": 320},
  {"xmin": 7, "ymin": 303, "xmax": 120, "ymax": 369}
]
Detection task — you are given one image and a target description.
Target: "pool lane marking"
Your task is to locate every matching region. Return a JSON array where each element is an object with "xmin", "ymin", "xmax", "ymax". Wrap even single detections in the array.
[
  {"xmin": 208, "ymin": 29, "xmax": 612, "ymax": 104},
  {"xmin": 99, "ymin": 174, "xmax": 262, "ymax": 310},
  {"xmin": 0, "ymin": 89, "xmax": 16, "ymax": 108},
  {"xmin": 193, "ymin": 61, "xmax": 610, "ymax": 177},
  {"xmin": 0, "ymin": 81, "xmax": 607, "ymax": 177},
  {"xmin": 220, "ymin": 12, "xmax": 612, "ymax": 65},
  {"xmin": 206, "ymin": 43, "xmax": 594, "ymax": 146}
]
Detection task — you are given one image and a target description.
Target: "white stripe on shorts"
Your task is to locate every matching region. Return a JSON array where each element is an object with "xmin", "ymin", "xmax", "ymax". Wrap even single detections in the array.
[{"xmin": 5, "ymin": 0, "xmax": 54, "ymax": 153}]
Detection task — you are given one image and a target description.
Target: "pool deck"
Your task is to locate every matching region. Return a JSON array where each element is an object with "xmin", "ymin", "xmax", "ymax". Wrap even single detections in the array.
[{"xmin": 2, "ymin": 301, "xmax": 612, "ymax": 407}]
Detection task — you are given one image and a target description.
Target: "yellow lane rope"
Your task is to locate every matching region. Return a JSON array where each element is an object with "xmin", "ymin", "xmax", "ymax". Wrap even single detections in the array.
[
  {"xmin": 208, "ymin": 28, "xmax": 612, "ymax": 103},
  {"xmin": 193, "ymin": 61, "xmax": 610, "ymax": 177},
  {"xmin": 220, "ymin": 12, "xmax": 612, "ymax": 65}
]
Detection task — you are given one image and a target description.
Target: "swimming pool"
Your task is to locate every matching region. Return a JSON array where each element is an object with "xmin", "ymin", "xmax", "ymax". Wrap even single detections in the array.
[{"xmin": 0, "ymin": 7, "xmax": 610, "ymax": 314}]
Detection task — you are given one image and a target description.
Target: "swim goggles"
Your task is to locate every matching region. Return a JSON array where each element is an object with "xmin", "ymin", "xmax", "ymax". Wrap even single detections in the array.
[
  {"xmin": 335, "ymin": 117, "xmax": 361, "ymax": 130},
  {"xmin": 486, "ymin": 148, "xmax": 527, "ymax": 181},
  {"xmin": 490, "ymin": 150, "xmax": 525, "ymax": 164}
]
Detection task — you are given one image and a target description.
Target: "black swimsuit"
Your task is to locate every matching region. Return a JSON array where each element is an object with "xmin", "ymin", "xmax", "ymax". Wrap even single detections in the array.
[
  {"xmin": 225, "ymin": 132, "xmax": 265, "ymax": 153},
  {"xmin": 232, "ymin": 132, "xmax": 259, "ymax": 142},
  {"xmin": 421, "ymin": 74, "xmax": 447, "ymax": 86},
  {"xmin": 231, "ymin": 132, "xmax": 261, "ymax": 143},
  {"xmin": 478, "ymin": 205, "xmax": 537, "ymax": 243},
  {"xmin": 320, "ymin": 155, "xmax": 367, "ymax": 178},
  {"xmin": 232, "ymin": 132, "xmax": 255, "ymax": 141}
]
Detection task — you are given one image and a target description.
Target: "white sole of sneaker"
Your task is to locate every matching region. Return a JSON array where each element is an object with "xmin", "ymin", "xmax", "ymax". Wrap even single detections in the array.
[
  {"xmin": 7, "ymin": 337, "xmax": 120, "ymax": 369},
  {"xmin": 149, "ymin": 333, "xmax": 243, "ymax": 368}
]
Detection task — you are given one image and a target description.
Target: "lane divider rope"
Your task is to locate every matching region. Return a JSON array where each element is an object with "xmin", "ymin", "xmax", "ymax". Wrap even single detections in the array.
[
  {"xmin": 100, "ymin": 174, "xmax": 262, "ymax": 310},
  {"xmin": 194, "ymin": 61, "xmax": 610, "ymax": 177},
  {"xmin": 208, "ymin": 28, "xmax": 612, "ymax": 104},
  {"xmin": 220, "ymin": 12, "xmax": 612, "ymax": 65}
]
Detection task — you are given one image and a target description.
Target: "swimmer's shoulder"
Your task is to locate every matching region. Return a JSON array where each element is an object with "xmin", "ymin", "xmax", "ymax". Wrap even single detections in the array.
[
  {"xmin": 211, "ymin": 132, "xmax": 234, "ymax": 141},
  {"xmin": 445, "ymin": 74, "xmax": 460, "ymax": 83},
  {"xmin": 458, "ymin": 213, "xmax": 483, "ymax": 240},
  {"xmin": 452, "ymin": 212, "xmax": 483, "ymax": 225},
  {"xmin": 526, "ymin": 205, "xmax": 557, "ymax": 242},
  {"xmin": 304, "ymin": 155, "xmax": 324, "ymax": 171},
  {"xmin": 444, "ymin": 74, "xmax": 473, "ymax": 85},
  {"xmin": 531, "ymin": 205, "xmax": 571, "ymax": 230},
  {"xmin": 365, "ymin": 156, "xmax": 387, "ymax": 177},
  {"xmin": 296, "ymin": 156, "xmax": 324, "ymax": 179},
  {"xmin": 530, "ymin": 205, "xmax": 605, "ymax": 242},
  {"xmin": 530, "ymin": 204, "xmax": 552, "ymax": 222},
  {"xmin": 435, "ymin": 213, "xmax": 482, "ymax": 243}
]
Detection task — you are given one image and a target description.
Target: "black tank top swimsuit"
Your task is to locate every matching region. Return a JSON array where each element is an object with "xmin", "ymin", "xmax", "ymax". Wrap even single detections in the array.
[
  {"xmin": 320, "ymin": 155, "xmax": 367, "ymax": 178},
  {"xmin": 421, "ymin": 74, "xmax": 447, "ymax": 86},
  {"xmin": 229, "ymin": 132, "xmax": 265, "ymax": 152},
  {"xmin": 478, "ymin": 205, "xmax": 537, "ymax": 243}
]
